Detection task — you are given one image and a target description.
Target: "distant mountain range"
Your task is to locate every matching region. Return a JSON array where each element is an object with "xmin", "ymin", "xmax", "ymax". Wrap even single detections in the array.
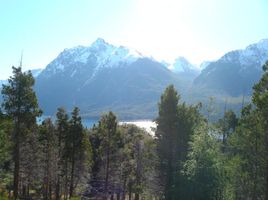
[
  {"xmin": 167, "ymin": 57, "xmax": 200, "ymax": 80},
  {"xmin": 1, "ymin": 38, "xmax": 268, "ymax": 119},
  {"xmin": 194, "ymin": 39, "xmax": 268, "ymax": 96},
  {"xmin": 34, "ymin": 38, "xmax": 185, "ymax": 118}
]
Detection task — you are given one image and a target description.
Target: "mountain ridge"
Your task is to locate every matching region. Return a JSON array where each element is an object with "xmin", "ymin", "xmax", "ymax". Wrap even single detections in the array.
[
  {"xmin": 34, "ymin": 38, "xmax": 185, "ymax": 118},
  {"xmin": 1, "ymin": 38, "xmax": 268, "ymax": 119},
  {"xmin": 194, "ymin": 39, "xmax": 268, "ymax": 96}
]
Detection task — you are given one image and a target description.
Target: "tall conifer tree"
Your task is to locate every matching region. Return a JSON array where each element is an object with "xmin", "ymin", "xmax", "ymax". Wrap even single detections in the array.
[
  {"xmin": 155, "ymin": 85, "xmax": 179, "ymax": 200},
  {"xmin": 1, "ymin": 66, "xmax": 41, "ymax": 199}
]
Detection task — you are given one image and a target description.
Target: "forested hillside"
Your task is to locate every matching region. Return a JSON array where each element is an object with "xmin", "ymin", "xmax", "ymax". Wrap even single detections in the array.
[{"xmin": 1, "ymin": 61, "xmax": 268, "ymax": 200}]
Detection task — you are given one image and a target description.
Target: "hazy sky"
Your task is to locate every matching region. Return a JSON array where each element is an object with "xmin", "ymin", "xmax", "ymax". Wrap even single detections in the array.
[{"xmin": 0, "ymin": 0, "xmax": 268, "ymax": 79}]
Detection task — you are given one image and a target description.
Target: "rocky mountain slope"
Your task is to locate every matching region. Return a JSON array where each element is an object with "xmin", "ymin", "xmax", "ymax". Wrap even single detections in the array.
[
  {"xmin": 35, "ymin": 38, "xmax": 183, "ymax": 118},
  {"xmin": 194, "ymin": 39, "xmax": 268, "ymax": 96}
]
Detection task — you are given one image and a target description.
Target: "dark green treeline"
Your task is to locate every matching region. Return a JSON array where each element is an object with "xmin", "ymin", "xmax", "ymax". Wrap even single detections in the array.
[{"xmin": 0, "ymin": 62, "xmax": 268, "ymax": 200}]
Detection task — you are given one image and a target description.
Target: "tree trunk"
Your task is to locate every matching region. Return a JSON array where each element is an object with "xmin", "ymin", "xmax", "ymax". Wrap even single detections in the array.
[
  {"xmin": 22, "ymin": 184, "xmax": 26, "ymax": 197},
  {"xmin": 128, "ymin": 183, "xmax": 132, "ymax": 200},
  {"xmin": 49, "ymin": 183, "xmax": 52, "ymax": 200},
  {"xmin": 45, "ymin": 157, "xmax": 49, "ymax": 200},
  {"xmin": 134, "ymin": 193, "xmax": 139, "ymax": 200},
  {"xmin": 116, "ymin": 192, "xmax": 120, "ymax": 200},
  {"xmin": 64, "ymin": 162, "xmax": 69, "ymax": 200},
  {"xmin": 266, "ymin": 160, "xmax": 268, "ymax": 200},
  {"xmin": 265, "ymin": 131, "xmax": 268, "ymax": 200},
  {"xmin": 46, "ymin": 140, "xmax": 52, "ymax": 200},
  {"xmin": 69, "ymin": 152, "xmax": 75, "ymax": 198},
  {"xmin": 56, "ymin": 127, "xmax": 62, "ymax": 200},
  {"xmin": 165, "ymin": 130, "xmax": 174, "ymax": 200},
  {"xmin": 27, "ymin": 184, "xmax": 30, "ymax": 198},
  {"xmin": 122, "ymin": 177, "xmax": 126, "ymax": 200},
  {"xmin": 55, "ymin": 178, "xmax": 60, "ymax": 200},
  {"xmin": 104, "ymin": 140, "xmax": 111, "ymax": 200},
  {"xmin": 13, "ymin": 133, "xmax": 20, "ymax": 200},
  {"xmin": 252, "ymin": 129, "xmax": 258, "ymax": 200},
  {"xmin": 134, "ymin": 142, "xmax": 141, "ymax": 200}
]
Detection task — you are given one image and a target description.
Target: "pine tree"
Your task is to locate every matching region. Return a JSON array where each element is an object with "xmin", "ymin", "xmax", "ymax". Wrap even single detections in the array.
[
  {"xmin": 68, "ymin": 107, "xmax": 82, "ymax": 197},
  {"xmin": 227, "ymin": 105, "xmax": 265, "ymax": 199},
  {"xmin": 156, "ymin": 85, "xmax": 202, "ymax": 200},
  {"xmin": 0, "ymin": 112, "xmax": 13, "ymax": 195},
  {"xmin": 68, "ymin": 107, "xmax": 92, "ymax": 197},
  {"xmin": 252, "ymin": 60, "xmax": 268, "ymax": 200},
  {"xmin": 217, "ymin": 110, "xmax": 238, "ymax": 152},
  {"xmin": 155, "ymin": 85, "xmax": 179, "ymax": 200},
  {"xmin": 39, "ymin": 118, "xmax": 57, "ymax": 200},
  {"xmin": 97, "ymin": 112, "xmax": 121, "ymax": 200},
  {"xmin": 55, "ymin": 107, "xmax": 69, "ymax": 200},
  {"xmin": 1, "ymin": 66, "xmax": 41, "ymax": 199}
]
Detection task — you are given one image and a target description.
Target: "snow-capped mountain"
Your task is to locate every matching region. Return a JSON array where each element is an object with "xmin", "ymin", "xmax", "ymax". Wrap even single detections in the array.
[
  {"xmin": 221, "ymin": 39, "xmax": 268, "ymax": 67},
  {"xmin": 199, "ymin": 61, "xmax": 212, "ymax": 70},
  {"xmin": 167, "ymin": 57, "xmax": 200, "ymax": 79},
  {"xmin": 194, "ymin": 39, "xmax": 268, "ymax": 96},
  {"xmin": 168, "ymin": 57, "xmax": 198, "ymax": 73},
  {"xmin": 35, "ymin": 38, "xmax": 183, "ymax": 118},
  {"xmin": 2, "ymin": 38, "xmax": 267, "ymax": 118},
  {"xmin": 41, "ymin": 38, "xmax": 143, "ymax": 80}
]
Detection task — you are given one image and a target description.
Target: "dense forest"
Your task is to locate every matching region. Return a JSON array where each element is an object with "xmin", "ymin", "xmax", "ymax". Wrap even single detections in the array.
[{"xmin": 1, "ymin": 61, "xmax": 268, "ymax": 200}]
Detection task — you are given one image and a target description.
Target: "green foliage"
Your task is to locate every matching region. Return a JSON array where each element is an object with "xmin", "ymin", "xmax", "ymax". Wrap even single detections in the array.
[
  {"xmin": 1, "ymin": 61, "xmax": 268, "ymax": 199},
  {"xmin": 155, "ymin": 85, "xmax": 180, "ymax": 200},
  {"xmin": 1, "ymin": 66, "xmax": 42, "ymax": 199},
  {"xmin": 226, "ymin": 106, "xmax": 266, "ymax": 199},
  {"xmin": 156, "ymin": 85, "xmax": 203, "ymax": 200},
  {"xmin": 183, "ymin": 122, "xmax": 223, "ymax": 200},
  {"xmin": 68, "ymin": 107, "xmax": 92, "ymax": 197},
  {"xmin": 220, "ymin": 61, "xmax": 268, "ymax": 199},
  {"xmin": 0, "ymin": 116, "xmax": 13, "ymax": 194},
  {"xmin": 1, "ymin": 66, "xmax": 42, "ymax": 124},
  {"xmin": 253, "ymin": 60, "xmax": 268, "ymax": 117},
  {"xmin": 252, "ymin": 60, "xmax": 268, "ymax": 199},
  {"xmin": 98, "ymin": 111, "xmax": 121, "ymax": 153},
  {"xmin": 0, "ymin": 116, "xmax": 12, "ymax": 168},
  {"xmin": 119, "ymin": 124, "xmax": 157, "ymax": 198}
]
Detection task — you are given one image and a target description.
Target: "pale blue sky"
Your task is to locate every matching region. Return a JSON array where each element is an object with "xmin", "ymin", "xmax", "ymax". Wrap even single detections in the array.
[{"xmin": 0, "ymin": 0, "xmax": 268, "ymax": 79}]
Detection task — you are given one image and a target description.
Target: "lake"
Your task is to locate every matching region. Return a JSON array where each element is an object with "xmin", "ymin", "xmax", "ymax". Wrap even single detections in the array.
[
  {"xmin": 38, "ymin": 117, "xmax": 156, "ymax": 135},
  {"xmin": 83, "ymin": 118, "xmax": 156, "ymax": 135}
]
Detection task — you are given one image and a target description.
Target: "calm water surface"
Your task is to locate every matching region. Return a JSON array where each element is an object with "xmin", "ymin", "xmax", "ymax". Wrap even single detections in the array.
[
  {"xmin": 39, "ymin": 117, "xmax": 156, "ymax": 135},
  {"xmin": 83, "ymin": 118, "xmax": 156, "ymax": 135}
]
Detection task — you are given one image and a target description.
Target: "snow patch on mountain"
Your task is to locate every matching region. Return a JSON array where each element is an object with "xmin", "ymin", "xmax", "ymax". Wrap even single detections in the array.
[
  {"xmin": 41, "ymin": 38, "xmax": 144, "ymax": 79},
  {"xmin": 199, "ymin": 61, "xmax": 213, "ymax": 70},
  {"xmin": 168, "ymin": 57, "xmax": 200, "ymax": 73},
  {"xmin": 221, "ymin": 39, "xmax": 268, "ymax": 68}
]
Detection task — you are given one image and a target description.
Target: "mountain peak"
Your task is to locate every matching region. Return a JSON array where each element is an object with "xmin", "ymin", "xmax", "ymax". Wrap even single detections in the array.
[
  {"xmin": 40, "ymin": 38, "xmax": 147, "ymax": 79},
  {"xmin": 254, "ymin": 38, "xmax": 268, "ymax": 50},
  {"xmin": 258, "ymin": 38, "xmax": 268, "ymax": 44},
  {"xmin": 91, "ymin": 38, "xmax": 110, "ymax": 49},
  {"xmin": 219, "ymin": 38, "xmax": 268, "ymax": 66},
  {"xmin": 175, "ymin": 56, "xmax": 188, "ymax": 63},
  {"xmin": 168, "ymin": 56, "xmax": 199, "ymax": 74}
]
